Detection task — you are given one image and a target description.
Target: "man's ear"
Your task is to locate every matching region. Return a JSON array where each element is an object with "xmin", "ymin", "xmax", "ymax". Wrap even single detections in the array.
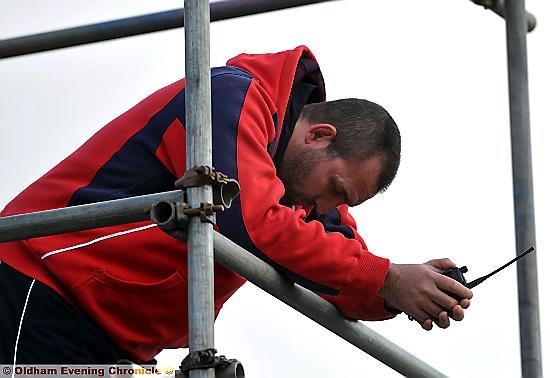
[{"xmin": 304, "ymin": 123, "xmax": 337, "ymax": 147}]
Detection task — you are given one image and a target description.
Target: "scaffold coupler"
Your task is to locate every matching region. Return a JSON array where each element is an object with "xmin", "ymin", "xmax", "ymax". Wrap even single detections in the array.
[
  {"xmin": 150, "ymin": 165, "xmax": 240, "ymax": 241},
  {"xmin": 175, "ymin": 348, "xmax": 244, "ymax": 378}
]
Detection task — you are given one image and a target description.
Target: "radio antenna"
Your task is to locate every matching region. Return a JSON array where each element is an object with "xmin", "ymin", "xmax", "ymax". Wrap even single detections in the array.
[{"xmin": 466, "ymin": 247, "xmax": 535, "ymax": 289}]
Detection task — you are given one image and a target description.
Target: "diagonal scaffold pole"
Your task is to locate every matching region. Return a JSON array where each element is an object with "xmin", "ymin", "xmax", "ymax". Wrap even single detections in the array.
[
  {"xmin": 213, "ymin": 233, "xmax": 446, "ymax": 378},
  {"xmin": 184, "ymin": 0, "xmax": 216, "ymax": 377},
  {"xmin": 504, "ymin": 0, "xmax": 542, "ymax": 376}
]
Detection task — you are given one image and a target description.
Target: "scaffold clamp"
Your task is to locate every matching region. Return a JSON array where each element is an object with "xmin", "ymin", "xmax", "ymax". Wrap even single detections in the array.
[
  {"xmin": 150, "ymin": 166, "xmax": 240, "ymax": 239},
  {"xmin": 176, "ymin": 165, "xmax": 240, "ymax": 209},
  {"xmin": 177, "ymin": 348, "xmax": 244, "ymax": 378}
]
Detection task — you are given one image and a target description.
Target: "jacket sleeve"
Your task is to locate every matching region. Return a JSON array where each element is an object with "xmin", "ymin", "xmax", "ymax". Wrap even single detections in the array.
[
  {"xmin": 313, "ymin": 205, "xmax": 397, "ymax": 320},
  {"xmin": 162, "ymin": 71, "xmax": 394, "ymax": 315}
]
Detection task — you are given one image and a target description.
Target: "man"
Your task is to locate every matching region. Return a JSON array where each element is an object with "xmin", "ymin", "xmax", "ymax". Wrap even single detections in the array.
[{"xmin": 0, "ymin": 46, "xmax": 472, "ymax": 365}]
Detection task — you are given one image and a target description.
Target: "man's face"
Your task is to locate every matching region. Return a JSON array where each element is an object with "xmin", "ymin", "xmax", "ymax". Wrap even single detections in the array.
[{"xmin": 279, "ymin": 146, "xmax": 384, "ymax": 214}]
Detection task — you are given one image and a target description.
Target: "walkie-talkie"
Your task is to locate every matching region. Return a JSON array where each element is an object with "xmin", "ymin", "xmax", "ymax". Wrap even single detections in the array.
[{"xmin": 408, "ymin": 247, "xmax": 535, "ymax": 322}]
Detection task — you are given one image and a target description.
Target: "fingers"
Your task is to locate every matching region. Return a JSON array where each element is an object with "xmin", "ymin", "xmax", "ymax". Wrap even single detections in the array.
[
  {"xmin": 408, "ymin": 307, "xmax": 437, "ymax": 331},
  {"xmin": 418, "ymin": 312, "xmax": 450, "ymax": 330},
  {"xmin": 449, "ymin": 298, "xmax": 471, "ymax": 320},
  {"xmin": 451, "ymin": 304, "xmax": 465, "ymax": 321},
  {"xmin": 409, "ymin": 302, "xmax": 449, "ymax": 330},
  {"xmin": 412, "ymin": 300, "xmax": 470, "ymax": 330},
  {"xmin": 422, "ymin": 318, "xmax": 433, "ymax": 331},
  {"xmin": 431, "ymin": 291, "xmax": 471, "ymax": 321},
  {"xmin": 435, "ymin": 274, "xmax": 474, "ymax": 300},
  {"xmin": 435, "ymin": 311, "xmax": 450, "ymax": 329},
  {"xmin": 414, "ymin": 309, "xmax": 459, "ymax": 331},
  {"xmin": 421, "ymin": 299, "xmax": 448, "ymax": 321}
]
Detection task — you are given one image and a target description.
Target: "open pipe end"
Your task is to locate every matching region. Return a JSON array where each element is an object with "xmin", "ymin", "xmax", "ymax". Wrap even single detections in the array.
[
  {"xmin": 216, "ymin": 361, "xmax": 245, "ymax": 378},
  {"xmin": 150, "ymin": 201, "xmax": 177, "ymax": 229},
  {"xmin": 150, "ymin": 201, "xmax": 190, "ymax": 241}
]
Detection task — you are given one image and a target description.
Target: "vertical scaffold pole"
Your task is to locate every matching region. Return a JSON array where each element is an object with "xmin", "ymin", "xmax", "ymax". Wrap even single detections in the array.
[
  {"xmin": 184, "ymin": 1, "xmax": 215, "ymax": 378},
  {"xmin": 504, "ymin": 0, "xmax": 542, "ymax": 376}
]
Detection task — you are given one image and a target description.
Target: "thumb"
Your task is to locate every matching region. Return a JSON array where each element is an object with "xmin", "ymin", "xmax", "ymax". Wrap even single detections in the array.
[{"xmin": 425, "ymin": 258, "xmax": 456, "ymax": 271}]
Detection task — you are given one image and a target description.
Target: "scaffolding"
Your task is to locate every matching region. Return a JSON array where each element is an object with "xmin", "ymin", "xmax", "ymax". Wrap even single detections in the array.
[{"xmin": 0, "ymin": 0, "xmax": 541, "ymax": 376}]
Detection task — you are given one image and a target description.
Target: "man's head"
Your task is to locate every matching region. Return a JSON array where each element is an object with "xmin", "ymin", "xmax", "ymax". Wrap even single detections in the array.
[{"xmin": 278, "ymin": 98, "xmax": 401, "ymax": 214}]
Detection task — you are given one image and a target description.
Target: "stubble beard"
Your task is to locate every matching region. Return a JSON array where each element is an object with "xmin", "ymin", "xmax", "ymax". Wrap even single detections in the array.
[{"xmin": 278, "ymin": 147, "xmax": 325, "ymax": 207}]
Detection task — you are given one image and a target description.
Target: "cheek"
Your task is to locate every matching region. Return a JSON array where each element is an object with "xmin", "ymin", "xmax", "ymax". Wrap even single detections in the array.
[
  {"xmin": 300, "ymin": 159, "xmax": 333, "ymax": 198},
  {"xmin": 303, "ymin": 175, "xmax": 329, "ymax": 197}
]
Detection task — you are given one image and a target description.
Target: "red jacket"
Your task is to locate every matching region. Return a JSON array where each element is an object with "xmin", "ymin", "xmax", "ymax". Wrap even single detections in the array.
[{"xmin": 0, "ymin": 46, "xmax": 394, "ymax": 362}]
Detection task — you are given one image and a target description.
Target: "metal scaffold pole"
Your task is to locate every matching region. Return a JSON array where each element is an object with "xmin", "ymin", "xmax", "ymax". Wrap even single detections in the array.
[
  {"xmin": 504, "ymin": 0, "xmax": 542, "ymax": 376},
  {"xmin": 0, "ymin": 0, "xmax": 340, "ymax": 58},
  {"xmin": 213, "ymin": 233, "xmax": 445, "ymax": 378},
  {"xmin": 184, "ymin": 1, "xmax": 215, "ymax": 377}
]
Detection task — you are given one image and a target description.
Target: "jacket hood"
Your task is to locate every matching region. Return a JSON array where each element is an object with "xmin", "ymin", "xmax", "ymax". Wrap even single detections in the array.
[
  {"xmin": 227, "ymin": 45, "xmax": 325, "ymax": 113},
  {"xmin": 227, "ymin": 45, "xmax": 326, "ymax": 166}
]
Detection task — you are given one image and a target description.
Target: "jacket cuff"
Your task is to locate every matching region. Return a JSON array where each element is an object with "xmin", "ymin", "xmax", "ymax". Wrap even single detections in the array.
[{"xmin": 342, "ymin": 251, "xmax": 390, "ymax": 298}]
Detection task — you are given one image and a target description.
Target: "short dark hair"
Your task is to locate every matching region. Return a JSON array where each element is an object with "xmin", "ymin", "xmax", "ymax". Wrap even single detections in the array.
[{"xmin": 299, "ymin": 98, "xmax": 401, "ymax": 193}]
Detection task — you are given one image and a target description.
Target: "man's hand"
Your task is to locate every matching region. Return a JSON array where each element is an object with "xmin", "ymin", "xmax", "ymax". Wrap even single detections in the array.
[{"xmin": 378, "ymin": 258, "xmax": 473, "ymax": 330}]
